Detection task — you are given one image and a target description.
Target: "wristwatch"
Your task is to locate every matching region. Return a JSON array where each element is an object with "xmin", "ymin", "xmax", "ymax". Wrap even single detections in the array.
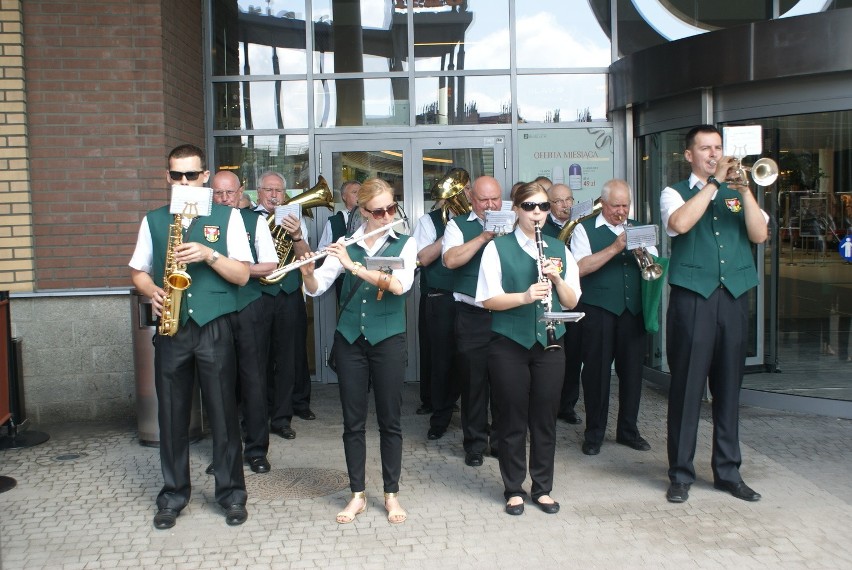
[
  {"xmin": 706, "ymin": 176, "xmax": 720, "ymax": 188},
  {"xmin": 206, "ymin": 250, "xmax": 220, "ymax": 266}
]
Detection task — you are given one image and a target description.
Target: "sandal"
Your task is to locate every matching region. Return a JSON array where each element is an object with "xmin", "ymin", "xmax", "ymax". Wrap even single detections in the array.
[
  {"xmin": 384, "ymin": 492, "xmax": 407, "ymax": 525},
  {"xmin": 336, "ymin": 491, "xmax": 367, "ymax": 524}
]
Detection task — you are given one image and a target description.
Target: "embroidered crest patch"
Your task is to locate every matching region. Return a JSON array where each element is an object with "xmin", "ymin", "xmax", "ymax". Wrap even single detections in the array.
[
  {"xmin": 725, "ymin": 198, "xmax": 742, "ymax": 213},
  {"xmin": 204, "ymin": 225, "xmax": 221, "ymax": 242}
]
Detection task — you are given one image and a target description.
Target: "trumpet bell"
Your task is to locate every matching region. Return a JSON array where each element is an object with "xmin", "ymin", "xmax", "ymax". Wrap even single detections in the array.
[{"xmin": 751, "ymin": 157, "xmax": 779, "ymax": 187}]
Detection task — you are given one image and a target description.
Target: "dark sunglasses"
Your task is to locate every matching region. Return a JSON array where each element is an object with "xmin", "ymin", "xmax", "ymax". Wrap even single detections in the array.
[
  {"xmin": 169, "ymin": 170, "xmax": 204, "ymax": 182},
  {"xmin": 519, "ymin": 201, "xmax": 551, "ymax": 212},
  {"xmin": 365, "ymin": 203, "xmax": 398, "ymax": 219}
]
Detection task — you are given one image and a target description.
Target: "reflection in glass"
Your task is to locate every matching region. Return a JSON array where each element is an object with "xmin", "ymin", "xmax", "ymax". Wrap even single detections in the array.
[
  {"xmin": 415, "ymin": 75, "xmax": 510, "ymax": 125},
  {"xmin": 214, "ymin": 134, "xmax": 310, "ymax": 198},
  {"xmin": 515, "ymin": 0, "xmax": 610, "ymax": 68},
  {"xmin": 329, "ymin": 150, "xmax": 407, "ymax": 231},
  {"xmin": 214, "ymin": 81, "xmax": 309, "ymax": 130},
  {"xmin": 516, "ymin": 75, "xmax": 608, "ymax": 123},
  {"xmin": 312, "ymin": 0, "xmax": 408, "ymax": 73},
  {"xmin": 413, "ymin": 0, "xmax": 508, "ymax": 71},
  {"xmin": 420, "ymin": 148, "xmax": 493, "ymax": 213},
  {"xmin": 212, "ymin": 0, "xmax": 308, "ymax": 76},
  {"xmin": 314, "ymin": 78, "xmax": 409, "ymax": 127}
]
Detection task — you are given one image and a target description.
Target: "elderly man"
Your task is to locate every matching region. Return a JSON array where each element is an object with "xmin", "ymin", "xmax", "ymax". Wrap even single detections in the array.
[
  {"xmin": 211, "ymin": 170, "xmax": 278, "ymax": 474},
  {"xmin": 541, "ymin": 183, "xmax": 583, "ymax": 426},
  {"xmin": 254, "ymin": 172, "xmax": 314, "ymax": 439},
  {"xmin": 130, "ymin": 144, "xmax": 251, "ymax": 529},
  {"xmin": 570, "ymin": 179, "xmax": 655, "ymax": 456},
  {"xmin": 442, "ymin": 175, "xmax": 503, "ymax": 466}
]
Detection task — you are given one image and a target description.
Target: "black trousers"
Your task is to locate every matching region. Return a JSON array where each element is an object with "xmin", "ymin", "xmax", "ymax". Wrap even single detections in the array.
[
  {"xmin": 335, "ymin": 331, "xmax": 406, "ymax": 493},
  {"xmin": 422, "ymin": 291, "xmax": 458, "ymax": 430},
  {"xmin": 489, "ymin": 334, "xmax": 564, "ymax": 501},
  {"xmin": 666, "ymin": 285, "xmax": 747, "ymax": 485},
  {"xmin": 559, "ymin": 321, "xmax": 583, "ymax": 414},
  {"xmin": 231, "ymin": 293, "xmax": 273, "ymax": 458},
  {"xmin": 579, "ymin": 303, "xmax": 646, "ymax": 445},
  {"xmin": 417, "ymin": 292, "xmax": 432, "ymax": 408},
  {"xmin": 455, "ymin": 302, "xmax": 495, "ymax": 454},
  {"xmin": 268, "ymin": 289, "xmax": 310, "ymax": 430},
  {"xmin": 154, "ymin": 316, "xmax": 246, "ymax": 511}
]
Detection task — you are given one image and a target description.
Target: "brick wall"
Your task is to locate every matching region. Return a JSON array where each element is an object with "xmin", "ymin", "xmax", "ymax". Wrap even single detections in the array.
[
  {"xmin": 23, "ymin": 0, "xmax": 205, "ymax": 290},
  {"xmin": 0, "ymin": 0, "xmax": 34, "ymax": 292}
]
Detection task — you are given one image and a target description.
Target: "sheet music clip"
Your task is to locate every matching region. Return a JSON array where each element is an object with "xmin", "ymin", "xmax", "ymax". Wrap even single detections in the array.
[{"xmin": 540, "ymin": 311, "xmax": 585, "ymax": 323}]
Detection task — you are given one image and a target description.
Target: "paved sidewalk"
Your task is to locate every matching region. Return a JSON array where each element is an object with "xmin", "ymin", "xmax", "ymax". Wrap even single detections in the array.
[{"xmin": 2, "ymin": 381, "xmax": 852, "ymax": 569}]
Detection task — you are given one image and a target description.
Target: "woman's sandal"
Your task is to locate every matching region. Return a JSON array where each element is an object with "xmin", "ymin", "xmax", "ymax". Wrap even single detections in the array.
[
  {"xmin": 336, "ymin": 491, "xmax": 367, "ymax": 524},
  {"xmin": 384, "ymin": 492, "xmax": 407, "ymax": 525}
]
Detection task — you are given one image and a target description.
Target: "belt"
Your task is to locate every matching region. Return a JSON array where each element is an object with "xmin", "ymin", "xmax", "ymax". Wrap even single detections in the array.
[
  {"xmin": 425, "ymin": 287, "xmax": 451, "ymax": 297},
  {"xmin": 455, "ymin": 300, "xmax": 490, "ymax": 313}
]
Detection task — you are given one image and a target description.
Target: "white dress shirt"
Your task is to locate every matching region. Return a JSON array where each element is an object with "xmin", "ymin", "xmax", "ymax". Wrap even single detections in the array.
[
  {"xmin": 413, "ymin": 211, "xmax": 438, "ymax": 253},
  {"xmin": 252, "ymin": 214, "xmax": 279, "ymax": 264},
  {"xmin": 442, "ymin": 211, "xmax": 486, "ymax": 306},
  {"xmin": 318, "ymin": 210, "xmax": 351, "ymax": 251}
]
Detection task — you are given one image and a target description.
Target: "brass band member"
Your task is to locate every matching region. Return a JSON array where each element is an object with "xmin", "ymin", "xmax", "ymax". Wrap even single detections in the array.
[
  {"xmin": 129, "ymin": 144, "xmax": 251, "ymax": 529},
  {"xmin": 476, "ymin": 182, "xmax": 581, "ymax": 515},
  {"xmin": 300, "ymin": 178, "xmax": 417, "ymax": 525},
  {"xmin": 570, "ymin": 179, "xmax": 655, "ymax": 456}
]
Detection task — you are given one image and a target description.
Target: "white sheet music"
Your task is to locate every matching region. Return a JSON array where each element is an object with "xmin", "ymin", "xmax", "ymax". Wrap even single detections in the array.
[
  {"xmin": 170, "ymin": 185, "xmax": 212, "ymax": 217},
  {"xmin": 625, "ymin": 224, "xmax": 659, "ymax": 251}
]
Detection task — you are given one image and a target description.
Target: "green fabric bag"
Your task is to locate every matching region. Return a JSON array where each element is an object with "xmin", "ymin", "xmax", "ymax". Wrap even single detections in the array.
[{"xmin": 641, "ymin": 255, "xmax": 669, "ymax": 333}]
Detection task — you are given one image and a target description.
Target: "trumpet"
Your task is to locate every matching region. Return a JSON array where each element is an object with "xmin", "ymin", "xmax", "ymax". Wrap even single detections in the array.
[
  {"xmin": 710, "ymin": 157, "xmax": 779, "ymax": 187},
  {"xmin": 263, "ymin": 218, "xmax": 406, "ymax": 282},
  {"xmin": 534, "ymin": 221, "xmax": 562, "ymax": 352},
  {"xmin": 622, "ymin": 222, "xmax": 663, "ymax": 281}
]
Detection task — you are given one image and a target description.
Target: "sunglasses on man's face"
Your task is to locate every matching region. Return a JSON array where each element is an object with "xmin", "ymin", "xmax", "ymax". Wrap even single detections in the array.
[
  {"xmin": 519, "ymin": 201, "xmax": 551, "ymax": 212},
  {"xmin": 169, "ymin": 170, "xmax": 203, "ymax": 182},
  {"xmin": 365, "ymin": 203, "xmax": 398, "ymax": 219}
]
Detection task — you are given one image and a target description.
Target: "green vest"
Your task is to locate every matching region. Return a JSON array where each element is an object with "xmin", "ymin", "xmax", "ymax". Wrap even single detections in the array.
[
  {"xmin": 330, "ymin": 211, "xmax": 347, "ymax": 242},
  {"xmin": 490, "ymin": 233, "xmax": 567, "ymax": 349},
  {"xmin": 236, "ymin": 209, "xmax": 262, "ymax": 311},
  {"xmin": 452, "ymin": 216, "xmax": 486, "ymax": 297},
  {"xmin": 336, "ymin": 234, "xmax": 410, "ymax": 345},
  {"xmin": 578, "ymin": 217, "xmax": 642, "ymax": 316},
  {"xmin": 541, "ymin": 215, "xmax": 564, "ymax": 238},
  {"xmin": 148, "ymin": 204, "xmax": 238, "ymax": 327},
  {"xmin": 420, "ymin": 209, "xmax": 454, "ymax": 292},
  {"xmin": 669, "ymin": 179, "xmax": 760, "ymax": 299}
]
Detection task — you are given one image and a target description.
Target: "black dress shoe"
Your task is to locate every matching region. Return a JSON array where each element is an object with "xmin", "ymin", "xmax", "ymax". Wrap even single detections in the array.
[
  {"xmin": 557, "ymin": 410, "xmax": 583, "ymax": 425},
  {"xmin": 205, "ymin": 462, "xmax": 214, "ymax": 475},
  {"xmin": 505, "ymin": 500, "xmax": 524, "ymax": 516},
  {"xmin": 532, "ymin": 497, "xmax": 560, "ymax": 514},
  {"xmin": 666, "ymin": 482, "xmax": 691, "ymax": 503},
  {"xmin": 246, "ymin": 456, "xmax": 271, "ymax": 473},
  {"xmin": 713, "ymin": 480, "xmax": 761, "ymax": 502},
  {"xmin": 616, "ymin": 435, "xmax": 651, "ymax": 451},
  {"xmin": 416, "ymin": 404, "xmax": 433, "ymax": 415},
  {"xmin": 295, "ymin": 409, "xmax": 316, "ymax": 421},
  {"xmin": 581, "ymin": 442, "xmax": 600, "ymax": 456},
  {"xmin": 427, "ymin": 427, "xmax": 445, "ymax": 440},
  {"xmin": 465, "ymin": 452, "xmax": 484, "ymax": 467},
  {"xmin": 153, "ymin": 508, "xmax": 178, "ymax": 530},
  {"xmin": 225, "ymin": 504, "xmax": 248, "ymax": 526},
  {"xmin": 271, "ymin": 426, "xmax": 296, "ymax": 439}
]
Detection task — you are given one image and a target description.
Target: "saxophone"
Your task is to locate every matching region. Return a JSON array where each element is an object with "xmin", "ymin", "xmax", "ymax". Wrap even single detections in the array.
[{"xmin": 158, "ymin": 213, "xmax": 192, "ymax": 336}]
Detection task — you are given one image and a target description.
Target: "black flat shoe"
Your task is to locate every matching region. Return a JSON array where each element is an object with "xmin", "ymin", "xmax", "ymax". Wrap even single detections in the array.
[
  {"xmin": 271, "ymin": 426, "xmax": 296, "ymax": 439},
  {"xmin": 713, "ymin": 480, "xmax": 761, "ymax": 502},
  {"xmin": 225, "ymin": 504, "xmax": 248, "ymax": 526},
  {"xmin": 532, "ymin": 497, "xmax": 560, "ymax": 514},
  {"xmin": 465, "ymin": 452, "xmax": 483, "ymax": 467},
  {"xmin": 153, "ymin": 508, "xmax": 178, "ymax": 530},
  {"xmin": 205, "ymin": 462, "xmax": 214, "ymax": 475},
  {"xmin": 666, "ymin": 482, "xmax": 691, "ymax": 503},
  {"xmin": 296, "ymin": 409, "xmax": 316, "ymax": 421},
  {"xmin": 557, "ymin": 410, "xmax": 583, "ymax": 425},
  {"xmin": 247, "ymin": 456, "xmax": 271, "ymax": 473},
  {"xmin": 416, "ymin": 404, "xmax": 433, "ymax": 415},
  {"xmin": 427, "ymin": 427, "xmax": 445, "ymax": 440},
  {"xmin": 616, "ymin": 435, "xmax": 651, "ymax": 451},
  {"xmin": 505, "ymin": 500, "xmax": 524, "ymax": 516},
  {"xmin": 581, "ymin": 442, "xmax": 600, "ymax": 456}
]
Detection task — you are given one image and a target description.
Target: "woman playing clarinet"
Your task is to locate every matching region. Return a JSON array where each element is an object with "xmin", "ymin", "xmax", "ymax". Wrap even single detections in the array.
[{"xmin": 475, "ymin": 182, "xmax": 581, "ymax": 516}]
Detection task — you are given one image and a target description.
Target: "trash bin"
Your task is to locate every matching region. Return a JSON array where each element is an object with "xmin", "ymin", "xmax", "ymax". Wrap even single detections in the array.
[{"xmin": 131, "ymin": 289, "xmax": 202, "ymax": 447}]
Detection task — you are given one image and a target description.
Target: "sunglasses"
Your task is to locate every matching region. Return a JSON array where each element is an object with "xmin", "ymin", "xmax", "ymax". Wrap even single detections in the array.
[
  {"xmin": 519, "ymin": 201, "xmax": 551, "ymax": 212},
  {"xmin": 365, "ymin": 203, "xmax": 398, "ymax": 219},
  {"xmin": 169, "ymin": 170, "xmax": 204, "ymax": 182}
]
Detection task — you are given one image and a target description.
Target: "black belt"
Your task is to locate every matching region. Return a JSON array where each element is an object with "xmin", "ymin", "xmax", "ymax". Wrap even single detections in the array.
[{"xmin": 425, "ymin": 287, "xmax": 451, "ymax": 297}]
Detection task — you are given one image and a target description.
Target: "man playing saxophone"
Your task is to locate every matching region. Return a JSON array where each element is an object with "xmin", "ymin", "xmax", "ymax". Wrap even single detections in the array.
[{"xmin": 129, "ymin": 144, "xmax": 252, "ymax": 530}]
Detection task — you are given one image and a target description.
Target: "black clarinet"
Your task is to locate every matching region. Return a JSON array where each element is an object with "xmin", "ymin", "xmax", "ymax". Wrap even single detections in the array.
[{"xmin": 534, "ymin": 222, "xmax": 562, "ymax": 352}]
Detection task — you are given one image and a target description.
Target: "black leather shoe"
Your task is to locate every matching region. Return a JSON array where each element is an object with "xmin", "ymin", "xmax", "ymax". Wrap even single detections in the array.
[
  {"xmin": 616, "ymin": 435, "xmax": 651, "ymax": 451},
  {"xmin": 581, "ymin": 442, "xmax": 600, "ymax": 456},
  {"xmin": 713, "ymin": 480, "xmax": 761, "ymax": 502},
  {"xmin": 205, "ymin": 462, "xmax": 214, "ymax": 475},
  {"xmin": 153, "ymin": 508, "xmax": 178, "ymax": 530},
  {"xmin": 271, "ymin": 426, "xmax": 296, "ymax": 439},
  {"xmin": 225, "ymin": 504, "xmax": 248, "ymax": 526},
  {"xmin": 416, "ymin": 404, "xmax": 433, "ymax": 415},
  {"xmin": 246, "ymin": 456, "xmax": 271, "ymax": 473},
  {"xmin": 296, "ymin": 409, "xmax": 316, "ymax": 421},
  {"xmin": 557, "ymin": 410, "xmax": 582, "ymax": 425},
  {"xmin": 465, "ymin": 452, "xmax": 484, "ymax": 467},
  {"xmin": 427, "ymin": 427, "xmax": 445, "ymax": 440},
  {"xmin": 666, "ymin": 482, "xmax": 691, "ymax": 503},
  {"xmin": 505, "ymin": 500, "xmax": 524, "ymax": 516},
  {"xmin": 532, "ymin": 497, "xmax": 560, "ymax": 514}
]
